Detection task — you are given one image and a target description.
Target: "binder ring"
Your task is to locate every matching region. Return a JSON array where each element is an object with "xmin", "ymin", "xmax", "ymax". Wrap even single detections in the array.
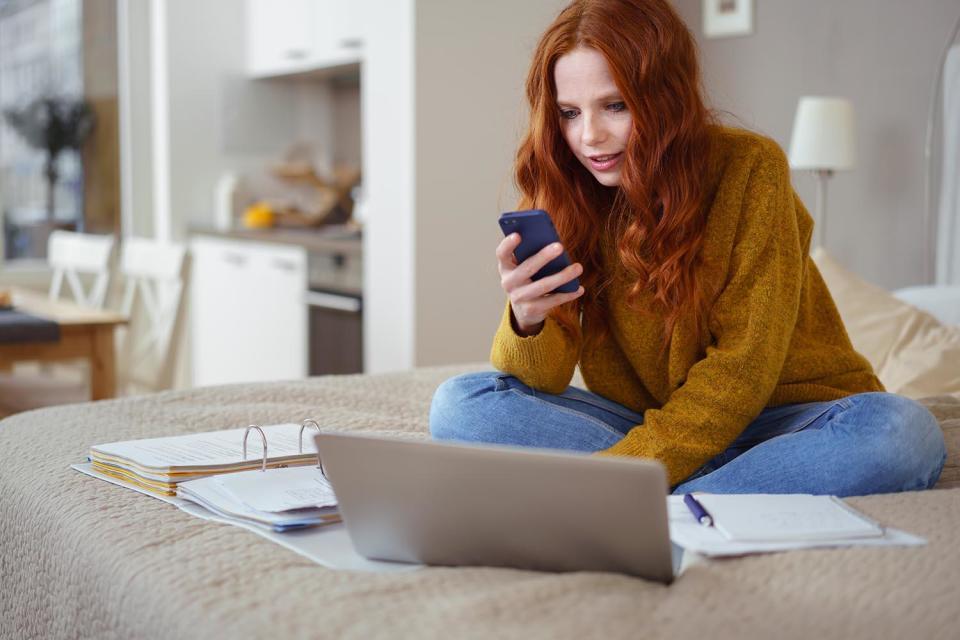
[
  {"xmin": 299, "ymin": 419, "xmax": 321, "ymax": 454},
  {"xmin": 242, "ymin": 424, "xmax": 268, "ymax": 472},
  {"xmin": 299, "ymin": 419, "xmax": 326, "ymax": 476}
]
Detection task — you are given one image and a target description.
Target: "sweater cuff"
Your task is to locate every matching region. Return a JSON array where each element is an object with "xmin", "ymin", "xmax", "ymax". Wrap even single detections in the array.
[
  {"xmin": 492, "ymin": 302, "xmax": 567, "ymax": 367},
  {"xmin": 489, "ymin": 302, "xmax": 576, "ymax": 394},
  {"xmin": 596, "ymin": 432, "xmax": 686, "ymax": 487},
  {"xmin": 597, "ymin": 435, "xmax": 645, "ymax": 458}
]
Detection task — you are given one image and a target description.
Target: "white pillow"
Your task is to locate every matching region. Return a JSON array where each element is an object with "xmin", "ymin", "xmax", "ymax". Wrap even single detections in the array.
[{"xmin": 893, "ymin": 285, "xmax": 960, "ymax": 326}]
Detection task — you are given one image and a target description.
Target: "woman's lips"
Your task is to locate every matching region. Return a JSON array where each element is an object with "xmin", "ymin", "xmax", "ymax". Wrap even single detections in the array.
[{"xmin": 587, "ymin": 152, "xmax": 622, "ymax": 171}]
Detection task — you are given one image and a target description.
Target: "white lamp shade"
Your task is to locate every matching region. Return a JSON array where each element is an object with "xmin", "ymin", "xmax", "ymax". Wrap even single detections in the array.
[{"xmin": 788, "ymin": 97, "xmax": 857, "ymax": 170}]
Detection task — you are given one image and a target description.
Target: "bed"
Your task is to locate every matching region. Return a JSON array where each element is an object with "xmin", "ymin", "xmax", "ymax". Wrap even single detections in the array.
[
  {"xmin": 1, "ymin": 358, "xmax": 959, "ymax": 639},
  {"xmin": 3, "ymin": 205, "xmax": 960, "ymax": 640}
]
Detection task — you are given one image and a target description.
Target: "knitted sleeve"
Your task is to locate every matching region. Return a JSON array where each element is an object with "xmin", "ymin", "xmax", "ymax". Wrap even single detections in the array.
[
  {"xmin": 489, "ymin": 300, "xmax": 581, "ymax": 394},
  {"xmin": 599, "ymin": 143, "xmax": 805, "ymax": 486}
]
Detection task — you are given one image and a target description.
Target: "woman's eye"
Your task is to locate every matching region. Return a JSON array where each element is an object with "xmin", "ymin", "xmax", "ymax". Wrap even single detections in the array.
[
  {"xmin": 607, "ymin": 102, "xmax": 627, "ymax": 112},
  {"xmin": 559, "ymin": 109, "xmax": 578, "ymax": 120}
]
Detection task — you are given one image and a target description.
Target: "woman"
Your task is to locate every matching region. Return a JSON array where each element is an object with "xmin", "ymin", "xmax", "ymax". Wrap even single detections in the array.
[{"xmin": 429, "ymin": 0, "xmax": 945, "ymax": 496}]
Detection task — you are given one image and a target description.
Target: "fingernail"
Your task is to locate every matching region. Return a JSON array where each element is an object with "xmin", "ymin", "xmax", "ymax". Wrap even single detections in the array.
[{"xmin": 551, "ymin": 242, "xmax": 562, "ymax": 252}]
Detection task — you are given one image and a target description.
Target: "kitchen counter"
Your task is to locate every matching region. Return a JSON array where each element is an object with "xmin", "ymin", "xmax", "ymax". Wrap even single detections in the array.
[{"xmin": 189, "ymin": 224, "xmax": 362, "ymax": 256}]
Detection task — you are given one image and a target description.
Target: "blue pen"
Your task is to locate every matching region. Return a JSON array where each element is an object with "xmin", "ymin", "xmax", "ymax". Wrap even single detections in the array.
[{"xmin": 683, "ymin": 493, "xmax": 714, "ymax": 527}]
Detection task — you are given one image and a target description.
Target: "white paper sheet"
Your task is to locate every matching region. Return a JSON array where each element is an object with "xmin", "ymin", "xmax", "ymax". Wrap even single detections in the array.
[
  {"xmin": 667, "ymin": 495, "xmax": 925, "ymax": 557},
  {"xmin": 178, "ymin": 474, "xmax": 335, "ymax": 529},
  {"xmin": 216, "ymin": 465, "xmax": 337, "ymax": 512},
  {"xmin": 71, "ymin": 462, "xmax": 419, "ymax": 573}
]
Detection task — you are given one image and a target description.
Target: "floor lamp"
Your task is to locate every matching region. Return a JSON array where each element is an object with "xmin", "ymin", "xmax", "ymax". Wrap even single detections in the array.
[{"xmin": 788, "ymin": 97, "xmax": 857, "ymax": 251}]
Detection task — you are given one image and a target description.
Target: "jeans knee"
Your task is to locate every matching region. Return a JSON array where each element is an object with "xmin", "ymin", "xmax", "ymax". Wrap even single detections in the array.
[
  {"xmin": 898, "ymin": 397, "xmax": 947, "ymax": 487},
  {"xmin": 856, "ymin": 392, "xmax": 946, "ymax": 489},
  {"xmin": 429, "ymin": 372, "xmax": 498, "ymax": 441}
]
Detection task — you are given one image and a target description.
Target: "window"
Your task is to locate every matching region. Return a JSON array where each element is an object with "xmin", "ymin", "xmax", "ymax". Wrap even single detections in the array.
[{"xmin": 0, "ymin": 0, "xmax": 118, "ymax": 261}]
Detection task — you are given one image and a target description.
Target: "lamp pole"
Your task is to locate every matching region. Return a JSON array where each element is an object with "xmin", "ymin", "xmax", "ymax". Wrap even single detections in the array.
[{"xmin": 813, "ymin": 168, "xmax": 833, "ymax": 250}]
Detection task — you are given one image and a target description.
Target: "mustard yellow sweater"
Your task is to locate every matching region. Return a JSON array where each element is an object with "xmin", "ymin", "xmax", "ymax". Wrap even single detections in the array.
[{"xmin": 491, "ymin": 126, "xmax": 883, "ymax": 486}]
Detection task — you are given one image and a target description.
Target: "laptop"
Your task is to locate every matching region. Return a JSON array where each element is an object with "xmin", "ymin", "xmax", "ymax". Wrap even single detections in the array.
[{"xmin": 313, "ymin": 432, "xmax": 678, "ymax": 583}]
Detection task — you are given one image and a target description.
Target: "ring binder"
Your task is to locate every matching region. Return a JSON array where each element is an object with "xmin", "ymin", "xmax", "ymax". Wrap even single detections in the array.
[
  {"xmin": 88, "ymin": 423, "xmax": 330, "ymax": 498},
  {"xmin": 299, "ymin": 419, "xmax": 328, "ymax": 478},
  {"xmin": 242, "ymin": 425, "xmax": 268, "ymax": 472}
]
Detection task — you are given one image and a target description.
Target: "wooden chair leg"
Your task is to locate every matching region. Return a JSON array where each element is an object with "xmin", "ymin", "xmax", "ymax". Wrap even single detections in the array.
[{"xmin": 89, "ymin": 326, "xmax": 117, "ymax": 400}]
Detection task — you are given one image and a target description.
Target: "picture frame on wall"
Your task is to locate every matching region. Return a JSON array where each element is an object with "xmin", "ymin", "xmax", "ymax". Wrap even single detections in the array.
[{"xmin": 702, "ymin": 0, "xmax": 754, "ymax": 39}]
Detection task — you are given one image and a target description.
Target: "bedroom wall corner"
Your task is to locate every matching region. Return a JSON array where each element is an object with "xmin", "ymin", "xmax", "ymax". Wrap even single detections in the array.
[{"xmin": 672, "ymin": 0, "xmax": 960, "ymax": 290}]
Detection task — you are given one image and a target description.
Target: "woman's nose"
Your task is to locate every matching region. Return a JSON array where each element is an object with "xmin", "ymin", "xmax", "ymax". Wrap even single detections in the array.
[{"xmin": 581, "ymin": 112, "xmax": 606, "ymax": 146}]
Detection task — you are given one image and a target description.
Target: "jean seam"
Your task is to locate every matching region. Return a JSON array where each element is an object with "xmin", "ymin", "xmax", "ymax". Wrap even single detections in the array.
[
  {"xmin": 777, "ymin": 404, "xmax": 831, "ymax": 436},
  {"xmin": 558, "ymin": 391, "xmax": 645, "ymax": 425},
  {"xmin": 734, "ymin": 400, "xmax": 846, "ymax": 449},
  {"xmin": 836, "ymin": 397, "xmax": 856, "ymax": 411},
  {"xmin": 508, "ymin": 388, "xmax": 629, "ymax": 441}
]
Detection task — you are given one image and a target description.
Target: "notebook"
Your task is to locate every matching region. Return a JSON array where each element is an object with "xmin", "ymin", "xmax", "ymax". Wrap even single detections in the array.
[
  {"xmin": 694, "ymin": 493, "xmax": 884, "ymax": 542},
  {"xmin": 666, "ymin": 495, "xmax": 924, "ymax": 557}
]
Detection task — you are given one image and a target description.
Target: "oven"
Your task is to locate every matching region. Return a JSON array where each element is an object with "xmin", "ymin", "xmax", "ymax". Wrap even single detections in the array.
[{"xmin": 305, "ymin": 242, "xmax": 363, "ymax": 375}]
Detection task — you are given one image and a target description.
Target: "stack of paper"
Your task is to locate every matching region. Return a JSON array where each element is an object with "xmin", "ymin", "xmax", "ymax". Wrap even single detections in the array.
[
  {"xmin": 89, "ymin": 423, "xmax": 320, "ymax": 496},
  {"xmin": 177, "ymin": 466, "xmax": 340, "ymax": 532}
]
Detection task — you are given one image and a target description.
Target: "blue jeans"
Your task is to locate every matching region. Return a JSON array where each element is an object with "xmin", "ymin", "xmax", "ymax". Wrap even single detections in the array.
[{"xmin": 429, "ymin": 372, "xmax": 946, "ymax": 496}]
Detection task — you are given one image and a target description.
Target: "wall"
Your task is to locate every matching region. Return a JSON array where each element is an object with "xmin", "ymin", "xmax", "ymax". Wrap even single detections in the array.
[
  {"xmin": 673, "ymin": 0, "xmax": 960, "ymax": 289},
  {"xmin": 117, "ymin": 0, "xmax": 153, "ymax": 240},
  {"xmin": 361, "ymin": 0, "xmax": 416, "ymax": 372},
  {"xmin": 411, "ymin": 0, "xmax": 567, "ymax": 367},
  {"xmin": 163, "ymin": 0, "xmax": 311, "ymax": 238}
]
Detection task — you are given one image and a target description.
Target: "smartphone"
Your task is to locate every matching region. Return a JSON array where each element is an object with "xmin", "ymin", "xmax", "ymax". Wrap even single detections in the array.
[{"xmin": 498, "ymin": 209, "xmax": 580, "ymax": 294}]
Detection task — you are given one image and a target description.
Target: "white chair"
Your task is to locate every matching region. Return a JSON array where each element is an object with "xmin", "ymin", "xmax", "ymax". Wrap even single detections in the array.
[
  {"xmin": 47, "ymin": 230, "xmax": 115, "ymax": 308},
  {"xmin": 41, "ymin": 231, "xmax": 115, "ymax": 378},
  {"xmin": 115, "ymin": 238, "xmax": 188, "ymax": 394}
]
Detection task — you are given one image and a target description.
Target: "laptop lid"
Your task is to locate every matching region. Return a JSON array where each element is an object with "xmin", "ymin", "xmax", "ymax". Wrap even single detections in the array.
[{"xmin": 314, "ymin": 432, "xmax": 675, "ymax": 583}]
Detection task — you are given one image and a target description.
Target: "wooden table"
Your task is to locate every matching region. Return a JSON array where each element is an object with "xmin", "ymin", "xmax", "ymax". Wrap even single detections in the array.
[{"xmin": 0, "ymin": 288, "xmax": 127, "ymax": 400}]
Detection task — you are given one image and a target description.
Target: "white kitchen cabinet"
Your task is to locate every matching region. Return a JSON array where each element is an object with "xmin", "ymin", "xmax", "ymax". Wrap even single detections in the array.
[
  {"xmin": 246, "ymin": 0, "xmax": 364, "ymax": 78},
  {"xmin": 191, "ymin": 236, "xmax": 308, "ymax": 386}
]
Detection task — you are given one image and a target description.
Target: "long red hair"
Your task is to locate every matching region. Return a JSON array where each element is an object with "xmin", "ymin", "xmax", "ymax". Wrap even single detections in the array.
[{"xmin": 515, "ymin": 0, "xmax": 717, "ymax": 350}]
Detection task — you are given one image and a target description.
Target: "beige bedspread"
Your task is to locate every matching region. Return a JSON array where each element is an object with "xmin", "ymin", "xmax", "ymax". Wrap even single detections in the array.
[{"xmin": 2, "ymin": 366, "xmax": 959, "ymax": 640}]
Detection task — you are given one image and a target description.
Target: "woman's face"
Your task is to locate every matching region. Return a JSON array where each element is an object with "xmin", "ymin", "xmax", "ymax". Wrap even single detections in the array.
[{"xmin": 554, "ymin": 46, "xmax": 632, "ymax": 187}]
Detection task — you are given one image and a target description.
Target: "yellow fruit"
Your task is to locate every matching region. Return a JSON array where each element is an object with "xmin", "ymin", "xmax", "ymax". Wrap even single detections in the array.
[{"xmin": 243, "ymin": 202, "xmax": 275, "ymax": 228}]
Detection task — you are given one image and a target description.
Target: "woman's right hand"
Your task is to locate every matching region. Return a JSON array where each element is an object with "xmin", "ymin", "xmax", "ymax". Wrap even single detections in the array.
[{"xmin": 496, "ymin": 233, "xmax": 585, "ymax": 337}]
